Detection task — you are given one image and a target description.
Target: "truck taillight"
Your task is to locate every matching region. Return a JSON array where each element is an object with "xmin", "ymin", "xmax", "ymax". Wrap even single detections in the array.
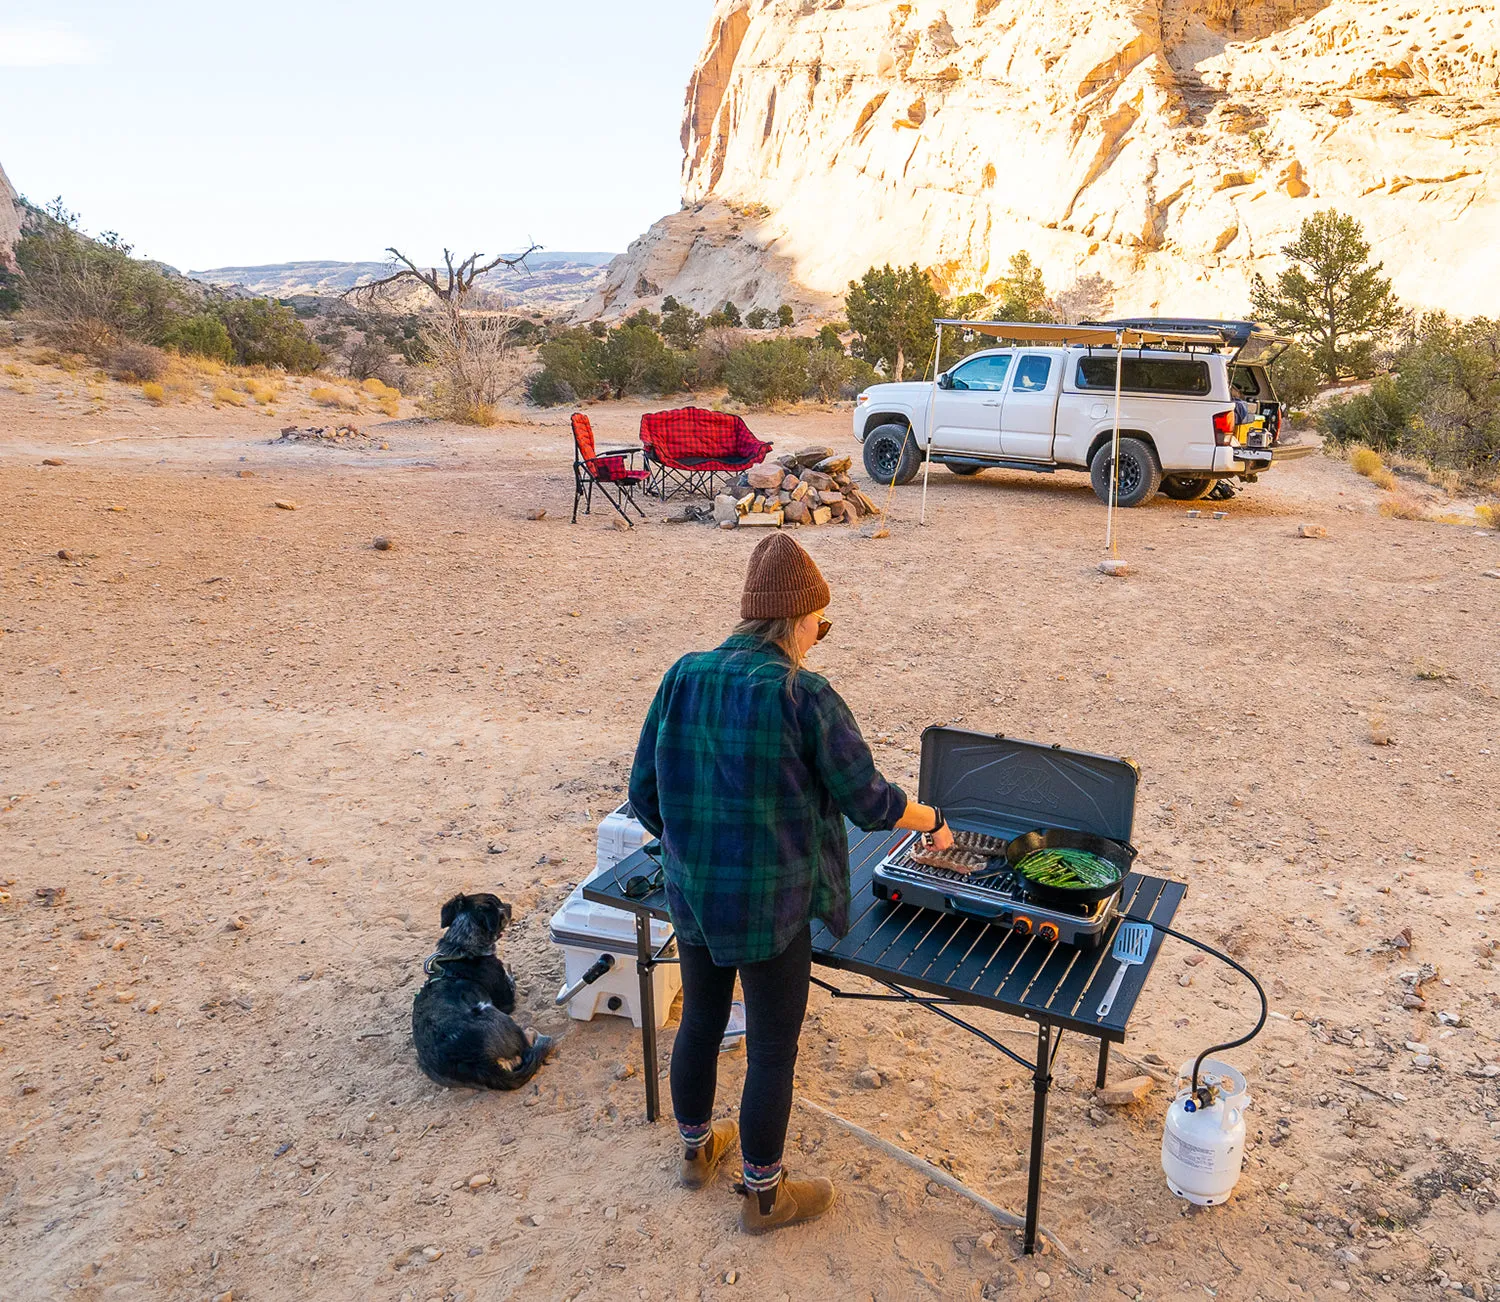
[{"xmin": 1212, "ymin": 410, "xmax": 1236, "ymax": 445}]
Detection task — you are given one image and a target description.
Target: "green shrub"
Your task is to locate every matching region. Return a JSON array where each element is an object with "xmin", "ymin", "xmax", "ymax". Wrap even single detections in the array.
[
  {"xmin": 707, "ymin": 301, "xmax": 742, "ymax": 329},
  {"xmin": 13, "ymin": 201, "xmax": 186, "ymax": 355},
  {"xmin": 1316, "ymin": 314, "xmax": 1500, "ymax": 474},
  {"xmin": 745, "ymin": 306, "xmax": 773, "ymax": 330},
  {"xmin": 1268, "ymin": 341, "xmax": 1321, "ymax": 407},
  {"xmin": 0, "ymin": 265, "xmax": 20, "ymax": 316},
  {"xmin": 215, "ymin": 298, "xmax": 324, "ymax": 373},
  {"xmin": 816, "ymin": 324, "xmax": 844, "ymax": 352},
  {"xmin": 777, "ymin": 304, "xmax": 794, "ymax": 328},
  {"xmin": 163, "ymin": 313, "xmax": 234, "ymax": 362},
  {"xmin": 530, "ymin": 328, "xmax": 601, "ymax": 405},
  {"xmin": 723, "ymin": 339, "xmax": 807, "ymax": 406},
  {"xmin": 592, "ymin": 321, "xmax": 682, "ymax": 398},
  {"xmin": 660, "ymin": 301, "xmax": 704, "ymax": 350}
]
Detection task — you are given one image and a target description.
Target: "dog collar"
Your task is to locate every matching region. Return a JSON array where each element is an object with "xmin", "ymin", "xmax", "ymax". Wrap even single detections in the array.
[{"xmin": 422, "ymin": 950, "xmax": 459, "ymax": 977}]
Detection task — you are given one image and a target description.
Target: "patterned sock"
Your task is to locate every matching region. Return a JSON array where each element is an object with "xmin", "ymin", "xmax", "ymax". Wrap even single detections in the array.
[
  {"xmin": 742, "ymin": 1158, "xmax": 782, "ymax": 1211},
  {"xmin": 678, "ymin": 1119, "xmax": 712, "ymax": 1155}
]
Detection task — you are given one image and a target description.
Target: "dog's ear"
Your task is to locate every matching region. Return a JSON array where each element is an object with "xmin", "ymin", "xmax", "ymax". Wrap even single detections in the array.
[
  {"xmin": 439, "ymin": 894, "xmax": 467, "ymax": 929},
  {"xmin": 467, "ymin": 893, "xmax": 505, "ymax": 937}
]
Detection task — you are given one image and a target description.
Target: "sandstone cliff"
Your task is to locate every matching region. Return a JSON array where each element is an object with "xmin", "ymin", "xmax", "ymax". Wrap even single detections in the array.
[
  {"xmin": 589, "ymin": 0, "xmax": 1500, "ymax": 320},
  {"xmin": 0, "ymin": 161, "xmax": 23, "ymax": 269}
]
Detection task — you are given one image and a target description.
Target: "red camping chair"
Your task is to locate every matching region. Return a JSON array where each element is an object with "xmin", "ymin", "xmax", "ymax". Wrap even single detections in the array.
[
  {"xmin": 571, "ymin": 412, "xmax": 649, "ymax": 527},
  {"xmin": 639, "ymin": 407, "xmax": 773, "ymax": 501}
]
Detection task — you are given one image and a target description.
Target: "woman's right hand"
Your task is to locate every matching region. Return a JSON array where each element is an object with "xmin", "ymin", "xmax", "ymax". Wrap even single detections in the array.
[
  {"xmin": 927, "ymin": 821, "xmax": 955, "ymax": 851},
  {"xmin": 896, "ymin": 800, "xmax": 954, "ymax": 849}
]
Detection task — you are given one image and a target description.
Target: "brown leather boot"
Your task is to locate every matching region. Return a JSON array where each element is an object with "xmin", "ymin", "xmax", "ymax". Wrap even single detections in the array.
[
  {"xmin": 678, "ymin": 1119, "xmax": 738, "ymax": 1190},
  {"xmin": 738, "ymin": 1172, "xmax": 835, "ymax": 1234}
]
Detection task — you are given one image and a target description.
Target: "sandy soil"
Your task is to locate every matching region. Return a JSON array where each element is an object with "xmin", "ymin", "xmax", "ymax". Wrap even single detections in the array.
[{"xmin": 2, "ymin": 356, "xmax": 1498, "ymax": 1302}]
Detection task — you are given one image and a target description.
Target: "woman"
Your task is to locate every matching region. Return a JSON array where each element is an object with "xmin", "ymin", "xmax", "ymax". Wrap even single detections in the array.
[{"xmin": 629, "ymin": 532, "xmax": 953, "ymax": 1234}]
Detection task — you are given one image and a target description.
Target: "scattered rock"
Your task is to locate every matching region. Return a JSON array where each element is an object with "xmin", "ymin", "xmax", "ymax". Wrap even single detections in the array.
[
  {"xmin": 613, "ymin": 1062, "xmax": 636, "ymax": 1080},
  {"xmin": 1297, "ymin": 523, "xmax": 1328, "ymax": 539},
  {"xmin": 273, "ymin": 500, "xmax": 298, "ymax": 511},
  {"xmin": 373, "ymin": 536, "xmax": 393, "ymax": 550},
  {"xmin": 1098, "ymin": 558, "xmax": 1130, "ymax": 577},
  {"xmin": 1035, "ymin": 1271, "xmax": 1051, "ymax": 1289},
  {"xmin": 1178, "ymin": 973, "xmax": 1193, "ymax": 987},
  {"xmin": 609, "ymin": 517, "xmax": 630, "ymax": 531},
  {"xmin": 224, "ymin": 915, "xmax": 247, "ymax": 931},
  {"xmin": 854, "ymin": 1067, "xmax": 885, "ymax": 1089},
  {"xmin": 421, "ymin": 1246, "xmax": 442, "ymax": 1261},
  {"xmin": 57, "ymin": 549, "xmax": 76, "ymax": 561},
  {"xmin": 724, "ymin": 1270, "xmax": 738, "ymax": 1284},
  {"xmin": 41, "ymin": 458, "xmax": 64, "ymax": 466},
  {"xmin": 603, "ymin": 1205, "xmax": 618, "ymax": 1220},
  {"xmin": 1096, "ymin": 1075, "xmax": 1155, "ymax": 1106},
  {"xmin": 1482, "ymin": 570, "xmax": 1500, "ymax": 580},
  {"xmin": 237, "ymin": 469, "xmax": 256, "ymax": 478},
  {"xmin": 713, "ymin": 494, "xmax": 740, "ymax": 526},
  {"xmin": 468, "ymin": 1173, "xmax": 492, "ymax": 1188},
  {"xmin": 747, "ymin": 463, "xmax": 785, "ymax": 490},
  {"xmin": 34, "ymin": 886, "xmax": 66, "ymax": 906}
]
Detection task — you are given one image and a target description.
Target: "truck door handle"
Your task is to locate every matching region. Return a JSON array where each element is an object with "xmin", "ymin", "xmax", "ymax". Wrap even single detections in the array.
[{"xmin": 982, "ymin": 399, "xmax": 1001, "ymax": 407}]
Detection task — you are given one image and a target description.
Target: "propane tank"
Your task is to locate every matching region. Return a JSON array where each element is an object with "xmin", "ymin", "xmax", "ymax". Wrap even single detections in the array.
[{"xmin": 1161, "ymin": 1058, "xmax": 1249, "ymax": 1206}]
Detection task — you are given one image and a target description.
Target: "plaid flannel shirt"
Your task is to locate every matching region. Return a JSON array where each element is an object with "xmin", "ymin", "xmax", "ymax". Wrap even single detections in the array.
[{"xmin": 627, "ymin": 634, "xmax": 908, "ymax": 965}]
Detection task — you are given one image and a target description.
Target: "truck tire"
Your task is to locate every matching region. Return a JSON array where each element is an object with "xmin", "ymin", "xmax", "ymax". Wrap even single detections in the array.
[
  {"xmin": 1090, "ymin": 437, "xmax": 1162, "ymax": 508},
  {"xmin": 1161, "ymin": 475, "xmax": 1215, "ymax": 501},
  {"xmin": 863, "ymin": 423, "xmax": 921, "ymax": 486}
]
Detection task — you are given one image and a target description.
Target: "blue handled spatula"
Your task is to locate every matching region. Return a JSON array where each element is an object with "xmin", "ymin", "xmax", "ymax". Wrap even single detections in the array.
[{"xmin": 1095, "ymin": 920, "xmax": 1153, "ymax": 1019}]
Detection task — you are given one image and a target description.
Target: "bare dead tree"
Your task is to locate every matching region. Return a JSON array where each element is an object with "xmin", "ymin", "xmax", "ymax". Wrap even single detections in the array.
[
  {"xmin": 343, "ymin": 244, "xmax": 541, "ymax": 309},
  {"xmin": 343, "ymin": 243, "xmax": 542, "ymax": 424}
]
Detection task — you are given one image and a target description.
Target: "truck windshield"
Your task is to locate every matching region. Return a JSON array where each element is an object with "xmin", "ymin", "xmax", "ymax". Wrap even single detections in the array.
[
  {"xmin": 949, "ymin": 354, "xmax": 1012, "ymax": 391},
  {"xmin": 1076, "ymin": 356, "xmax": 1211, "ymax": 395}
]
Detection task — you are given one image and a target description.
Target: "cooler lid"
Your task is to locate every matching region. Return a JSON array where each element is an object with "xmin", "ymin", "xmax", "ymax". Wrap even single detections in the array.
[{"xmin": 917, "ymin": 726, "xmax": 1139, "ymax": 844}]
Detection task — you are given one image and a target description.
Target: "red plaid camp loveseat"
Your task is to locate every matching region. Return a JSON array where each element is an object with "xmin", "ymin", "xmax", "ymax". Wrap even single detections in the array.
[{"xmin": 638, "ymin": 407, "xmax": 773, "ymax": 500}]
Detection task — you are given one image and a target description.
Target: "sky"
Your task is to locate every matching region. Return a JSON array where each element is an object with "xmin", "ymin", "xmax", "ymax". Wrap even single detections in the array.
[{"xmin": 0, "ymin": 1, "xmax": 712, "ymax": 270}]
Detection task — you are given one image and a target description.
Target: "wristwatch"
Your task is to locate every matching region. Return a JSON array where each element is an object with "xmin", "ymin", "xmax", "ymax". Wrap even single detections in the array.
[{"xmin": 928, "ymin": 805, "xmax": 947, "ymax": 835}]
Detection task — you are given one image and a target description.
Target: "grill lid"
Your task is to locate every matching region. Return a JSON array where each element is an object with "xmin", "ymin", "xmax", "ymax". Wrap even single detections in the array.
[{"xmin": 916, "ymin": 726, "xmax": 1138, "ymax": 845}]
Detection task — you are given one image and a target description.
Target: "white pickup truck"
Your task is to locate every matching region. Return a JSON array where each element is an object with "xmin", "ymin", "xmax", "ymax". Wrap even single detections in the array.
[{"xmin": 852, "ymin": 318, "xmax": 1311, "ymax": 506}]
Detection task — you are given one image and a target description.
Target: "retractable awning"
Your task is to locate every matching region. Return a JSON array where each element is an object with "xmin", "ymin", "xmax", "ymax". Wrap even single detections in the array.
[{"xmin": 932, "ymin": 320, "xmax": 1227, "ymax": 349}]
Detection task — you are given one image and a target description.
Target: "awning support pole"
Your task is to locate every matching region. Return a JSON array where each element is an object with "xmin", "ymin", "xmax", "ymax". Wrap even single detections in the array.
[
  {"xmin": 920, "ymin": 324, "xmax": 941, "ymax": 526},
  {"xmin": 1105, "ymin": 329, "xmax": 1123, "ymax": 555}
]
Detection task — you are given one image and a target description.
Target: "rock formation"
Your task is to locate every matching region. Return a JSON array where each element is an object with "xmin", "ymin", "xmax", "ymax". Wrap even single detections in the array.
[
  {"xmin": 589, "ymin": 0, "xmax": 1500, "ymax": 321},
  {"xmin": 0, "ymin": 161, "xmax": 23, "ymax": 269}
]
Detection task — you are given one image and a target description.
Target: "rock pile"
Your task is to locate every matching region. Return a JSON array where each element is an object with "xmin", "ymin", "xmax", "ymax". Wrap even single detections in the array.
[
  {"xmin": 713, "ymin": 447, "xmax": 879, "ymax": 530},
  {"xmin": 275, "ymin": 424, "xmax": 386, "ymax": 449}
]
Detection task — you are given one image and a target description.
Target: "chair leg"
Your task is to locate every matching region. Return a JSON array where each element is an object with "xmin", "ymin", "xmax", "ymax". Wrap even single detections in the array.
[
  {"xmin": 600, "ymin": 484, "xmax": 636, "ymax": 528},
  {"xmin": 625, "ymin": 485, "xmax": 647, "ymax": 519},
  {"xmin": 572, "ymin": 477, "xmax": 583, "ymax": 524}
]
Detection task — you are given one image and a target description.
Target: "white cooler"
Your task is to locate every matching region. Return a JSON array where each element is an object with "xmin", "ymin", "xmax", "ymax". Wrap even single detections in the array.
[{"xmin": 549, "ymin": 803, "xmax": 681, "ymax": 1029}]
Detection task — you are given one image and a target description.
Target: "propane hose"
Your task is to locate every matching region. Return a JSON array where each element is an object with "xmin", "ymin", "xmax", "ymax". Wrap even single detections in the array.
[{"xmin": 1120, "ymin": 914, "xmax": 1268, "ymax": 1104}]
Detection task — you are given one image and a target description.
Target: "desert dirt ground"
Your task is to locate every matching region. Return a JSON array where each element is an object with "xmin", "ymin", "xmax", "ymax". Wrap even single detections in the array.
[{"xmin": 2, "ymin": 357, "xmax": 1498, "ymax": 1302}]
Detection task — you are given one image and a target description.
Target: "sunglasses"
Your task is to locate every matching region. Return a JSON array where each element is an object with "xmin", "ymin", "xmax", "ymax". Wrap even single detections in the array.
[
  {"xmin": 623, "ymin": 866, "xmax": 664, "ymax": 899},
  {"xmin": 816, "ymin": 617, "xmax": 832, "ymax": 642}
]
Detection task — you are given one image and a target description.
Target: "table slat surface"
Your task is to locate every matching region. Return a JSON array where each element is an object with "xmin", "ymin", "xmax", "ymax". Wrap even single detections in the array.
[{"xmin": 583, "ymin": 824, "xmax": 1185, "ymax": 1041}]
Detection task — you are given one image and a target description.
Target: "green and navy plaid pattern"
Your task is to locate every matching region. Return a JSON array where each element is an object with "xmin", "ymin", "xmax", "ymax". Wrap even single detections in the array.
[{"xmin": 628, "ymin": 634, "xmax": 907, "ymax": 965}]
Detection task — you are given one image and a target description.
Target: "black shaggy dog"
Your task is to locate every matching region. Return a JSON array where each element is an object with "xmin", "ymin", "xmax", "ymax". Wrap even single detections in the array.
[{"xmin": 412, "ymin": 892, "xmax": 554, "ymax": 1090}]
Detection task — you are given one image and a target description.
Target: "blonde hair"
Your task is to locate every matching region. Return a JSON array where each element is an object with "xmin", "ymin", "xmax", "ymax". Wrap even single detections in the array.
[{"xmin": 734, "ymin": 616, "xmax": 806, "ymax": 671}]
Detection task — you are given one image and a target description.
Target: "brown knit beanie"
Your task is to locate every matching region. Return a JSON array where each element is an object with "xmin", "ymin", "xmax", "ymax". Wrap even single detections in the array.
[{"xmin": 741, "ymin": 533, "xmax": 831, "ymax": 620}]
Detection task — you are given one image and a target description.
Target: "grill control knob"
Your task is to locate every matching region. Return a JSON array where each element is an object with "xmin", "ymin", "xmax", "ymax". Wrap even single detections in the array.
[
  {"xmin": 1038, "ymin": 922, "xmax": 1060, "ymax": 943},
  {"xmin": 1012, "ymin": 917, "xmax": 1032, "ymax": 936}
]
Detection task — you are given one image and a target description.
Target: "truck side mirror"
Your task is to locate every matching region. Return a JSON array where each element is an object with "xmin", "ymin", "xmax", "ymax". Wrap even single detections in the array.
[{"xmin": 937, "ymin": 372, "xmax": 954, "ymax": 390}]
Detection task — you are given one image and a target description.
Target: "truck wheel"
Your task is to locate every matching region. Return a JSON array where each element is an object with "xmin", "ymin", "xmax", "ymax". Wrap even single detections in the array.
[
  {"xmin": 1090, "ymin": 438, "xmax": 1162, "ymax": 507},
  {"xmin": 863, "ymin": 424, "xmax": 921, "ymax": 486},
  {"xmin": 1161, "ymin": 475, "xmax": 1214, "ymax": 501},
  {"xmin": 947, "ymin": 463, "xmax": 983, "ymax": 476}
]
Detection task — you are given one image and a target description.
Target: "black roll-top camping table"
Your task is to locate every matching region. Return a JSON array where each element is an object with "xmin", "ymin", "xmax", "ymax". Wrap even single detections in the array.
[{"xmin": 583, "ymin": 826, "xmax": 1185, "ymax": 1255}]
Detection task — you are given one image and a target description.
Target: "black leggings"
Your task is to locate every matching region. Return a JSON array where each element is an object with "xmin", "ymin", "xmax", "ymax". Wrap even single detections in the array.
[{"xmin": 670, "ymin": 926, "xmax": 812, "ymax": 1170}]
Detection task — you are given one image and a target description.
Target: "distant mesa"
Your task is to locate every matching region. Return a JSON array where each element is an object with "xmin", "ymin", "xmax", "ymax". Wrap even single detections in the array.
[
  {"xmin": 0, "ymin": 160, "xmax": 23, "ymax": 268},
  {"xmin": 190, "ymin": 254, "xmax": 616, "ymax": 313}
]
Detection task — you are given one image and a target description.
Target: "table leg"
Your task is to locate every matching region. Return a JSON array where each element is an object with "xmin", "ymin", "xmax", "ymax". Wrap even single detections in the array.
[
  {"xmin": 1095, "ymin": 1039, "xmax": 1110, "ymax": 1090},
  {"xmin": 1024, "ymin": 1022, "xmax": 1052, "ymax": 1255},
  {"xmin": 635, "ymin": 911, "xmax": 660, "ymax": 1122}
]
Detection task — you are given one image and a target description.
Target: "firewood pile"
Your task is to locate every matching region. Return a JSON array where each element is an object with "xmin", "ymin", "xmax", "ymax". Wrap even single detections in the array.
[{"xmin": 713, "ymin": 447, "xmax": 879, "ymax": 530}]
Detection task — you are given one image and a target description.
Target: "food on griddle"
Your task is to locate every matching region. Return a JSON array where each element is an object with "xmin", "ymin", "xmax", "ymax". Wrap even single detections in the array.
[
  {"xmin": 1017, "ymin": 847, "xmax": 1120, "ymax": 890},
  {"xmin": 909, "ymin": 844, "xmax": 991, "ymax": 875}
]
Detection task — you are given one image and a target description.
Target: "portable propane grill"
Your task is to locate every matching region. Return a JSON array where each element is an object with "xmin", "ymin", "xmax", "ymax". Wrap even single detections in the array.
[{"xmin": 870, "ymin": 728, "xmax": 1141, "ymax": 951}]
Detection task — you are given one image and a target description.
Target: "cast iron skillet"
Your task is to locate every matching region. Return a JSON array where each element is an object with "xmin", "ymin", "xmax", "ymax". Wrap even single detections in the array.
[{"xmin": 1003, "ymin": 828, "xmax": 1137, "ymax": 908}]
